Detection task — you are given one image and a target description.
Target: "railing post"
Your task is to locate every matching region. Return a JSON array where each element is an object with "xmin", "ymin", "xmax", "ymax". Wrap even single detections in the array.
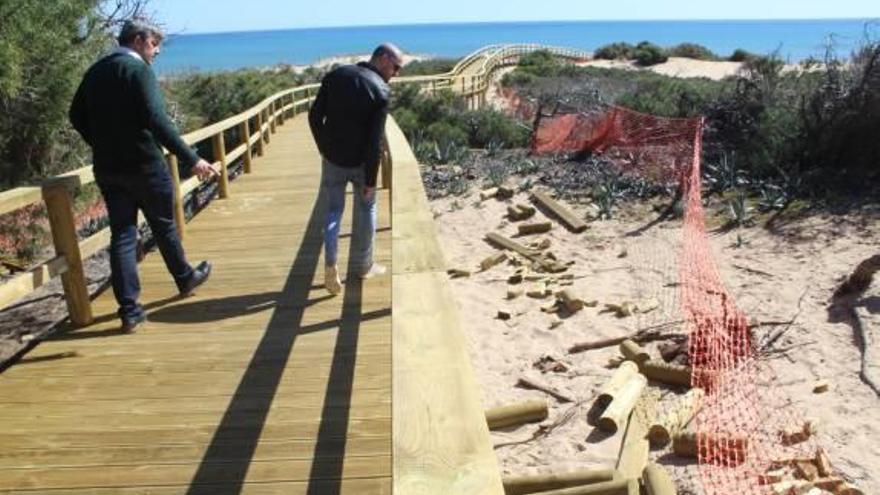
[
  {"xmin": 212, "ymin": 132, "xmax": 229, "ymax": 198},
  {"xmin": 269, "ymin": 101, "xmax": 277, "ymax": 134},
  {"xmin": 255, "ymin": 111, "xmax": 265, "ymax": 156},
  {"xmin": 240, "ymin": 119, "xmax": 253, "ymax": 174},
  {"xmin": 278, "ymin": 97, "xmax": 285, "ymax": 125},
  {"xmin": 42, "ymin": 179, "xmax": 93, "ymax": 326},
  {"xmin": 167, "ymin": 155, "xmax": 186, "ymax": 240},
  {"xmin": 263, "ymin": 107, "xmax": 272, "ymax": 144}
]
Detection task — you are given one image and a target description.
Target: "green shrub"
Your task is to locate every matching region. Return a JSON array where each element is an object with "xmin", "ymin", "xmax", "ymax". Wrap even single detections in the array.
[
  {"xmin": 667, "ymin": 43, "xmax": 719, "ymax": 61},
  {"xmin": 399, "ymin": 58, "xmax": 459, "ymax": 76},
  {"xmin": 463, "ymin": 109, "xmax": 529, "ymax": 148},
  {"xmin": 594, "ymin": 42, "xmax": 636, "ymax": 60},
  {"xmin": 501, "ymin": 70, "xmax": 538, "ymax": 87},
  {"xmin": 729, "ymin": 49, "xmax": 757, "ymax": 62},
  {"xmin": 633, "ymin": 42, "xmax": 668, "ymax": 66},
  {"xmin": 425, "ymin": 121, "xmax": 468, "ymax": 146}
]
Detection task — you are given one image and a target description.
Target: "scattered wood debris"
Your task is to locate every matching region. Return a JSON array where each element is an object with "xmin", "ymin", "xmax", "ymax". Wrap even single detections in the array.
[
  {"xmin": 531, "ymin": 190, "xmax": 589, "ymax": 233},
  {"xmin": 518, "ymin": 221, "xmax": 552, "ymax": 235},
  {"xmin": 813, "ymin": 380, "xmax": 830, "ymax": 394},
  {"xmin": 507, "ymin": 203, "xmax": 537, "ymax": 221},
  {"xmin": 480, "ymin": 251, "xmax": 508, "ymax": 271}
]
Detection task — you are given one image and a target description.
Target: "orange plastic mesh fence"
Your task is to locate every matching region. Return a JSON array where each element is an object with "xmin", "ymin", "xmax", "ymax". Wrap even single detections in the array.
[{"xmin": 532, "ymin": 107, "xmax": 822, "ymax": 494}]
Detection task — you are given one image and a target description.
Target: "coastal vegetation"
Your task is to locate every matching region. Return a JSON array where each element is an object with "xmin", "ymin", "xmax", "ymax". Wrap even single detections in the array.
[{"xmin": 594, "ymin": 40, "xmax": 753, "ymax": 63}]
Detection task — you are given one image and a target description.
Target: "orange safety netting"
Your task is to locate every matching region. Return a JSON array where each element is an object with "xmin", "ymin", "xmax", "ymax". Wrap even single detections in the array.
[{"xmin": 531, "ymin": 107, "xmax": 822, "ymax": 494}]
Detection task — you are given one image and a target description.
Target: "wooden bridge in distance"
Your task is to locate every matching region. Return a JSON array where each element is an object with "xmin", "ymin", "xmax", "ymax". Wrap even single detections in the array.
[{"xmin": 0, "ymin": 44, "xmax": 589, "ymax": 494}]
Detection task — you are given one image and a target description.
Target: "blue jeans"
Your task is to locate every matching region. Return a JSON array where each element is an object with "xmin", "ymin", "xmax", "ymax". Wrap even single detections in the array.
[
  {"xmin": 98, "ymin": 169, "xmax": 194, "ymax": 322},
  {"xmin": 319, "ymin": 159, "xmax": 377, "ymax": 269}
]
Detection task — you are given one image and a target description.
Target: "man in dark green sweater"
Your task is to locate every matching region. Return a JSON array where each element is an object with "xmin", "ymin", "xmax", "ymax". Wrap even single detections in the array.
[{"xmin": 70, "ymin": 19, "xmax": 216, "ymax": 332}]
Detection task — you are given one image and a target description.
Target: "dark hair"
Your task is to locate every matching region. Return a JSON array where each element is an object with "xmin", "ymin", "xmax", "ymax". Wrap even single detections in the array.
[{"xmin": 117, "ymin": 19, "xmax": 164, "ymax": 46}]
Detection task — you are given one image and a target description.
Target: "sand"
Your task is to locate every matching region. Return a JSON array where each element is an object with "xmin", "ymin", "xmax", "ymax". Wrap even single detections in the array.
[{"xmin": 429, "ymin": 189, "xmax": 880, "ymax": 493}]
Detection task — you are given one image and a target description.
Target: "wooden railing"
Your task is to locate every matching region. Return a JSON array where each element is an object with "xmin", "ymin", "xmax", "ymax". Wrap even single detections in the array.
[
  {"xmin": 395, "ymin": 43, "xmax": 590, "ymax": 107},
  {"xmin": 0, "ymin": 83, "xmax": 320, "ymax": 325}
]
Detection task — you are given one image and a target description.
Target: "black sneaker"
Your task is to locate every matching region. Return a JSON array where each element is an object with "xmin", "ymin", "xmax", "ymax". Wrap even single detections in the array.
[
  {"xmin": 178, "ymin": 261, "xmax": 212, "ymax": 296},
  {"xmin": 121, "ymin": 314, "xmax": 147, "ymax": 333}
]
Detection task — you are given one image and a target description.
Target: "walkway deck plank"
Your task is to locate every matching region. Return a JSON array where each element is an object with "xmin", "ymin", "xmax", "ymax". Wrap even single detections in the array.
[{"xmin": 0, "ymin": 116, "xmax": 392, "ymax": 494}]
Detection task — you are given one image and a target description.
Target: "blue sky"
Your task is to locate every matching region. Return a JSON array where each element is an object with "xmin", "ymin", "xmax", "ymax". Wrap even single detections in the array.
[{"xmin": 150, "ymin": 0, "xmax": 879, "ymax": 34}]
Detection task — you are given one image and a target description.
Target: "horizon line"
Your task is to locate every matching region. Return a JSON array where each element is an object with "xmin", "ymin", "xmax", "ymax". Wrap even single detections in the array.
[{"xmin": 166, "ymin": 17, "xmax": 880, "ymax": 36}]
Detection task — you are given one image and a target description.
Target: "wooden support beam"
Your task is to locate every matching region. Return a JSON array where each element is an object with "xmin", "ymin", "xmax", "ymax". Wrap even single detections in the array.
[
  {"xmin": 167, "ymin": 155, "xmax": 186, "ymax": 240},
  {"xmin": 597, "ymin": 361, "xmax": 638, "ymax": 406},
  {"xmin": 41, "ymin": 183, "xmax": 92, "ymax": 326},
  {"xmin": 212, "ymin": 132, "xmax": 229, "ymax": 199},
  {"xmin": 616, "ymin": 395, "xmax": 653, "ymax": 480},
  {"xmin": 528, "ymin": 478, "xmax": 635, "ymax": 495},
  {"xmin": 531, "ymin": 190, "xmax": 588, "ymax": 233},
  {"xmin": 642, "ymin": 360, "xmax": 691, "ymax": 387}
]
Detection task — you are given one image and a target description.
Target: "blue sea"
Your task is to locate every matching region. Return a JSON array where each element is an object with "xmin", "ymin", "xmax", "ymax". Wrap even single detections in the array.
[{"xmin": 154, "ymin": 19, "xmax": 879, "ymax": 75}]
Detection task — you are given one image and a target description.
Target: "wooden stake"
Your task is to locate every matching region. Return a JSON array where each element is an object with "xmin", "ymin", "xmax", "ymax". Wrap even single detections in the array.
[
  {"xmin": 502, "ymin": 469, "xmax": 616, "ymax": 495},
  {"xmin": 672, "ymin": 430, "xmax": 748, "ymax": 460},
  {"xmin": 616, "ymin": 394, "xmax": 653, "ymax": 479},
  {"xmin": 486, "ymin": 400, "xmax": 548, "ymax": 430},
  {"xmin": 643, "ymin": 360, "xmax": 691, "ymax": 387},
  {"xmin": 597, "ymin": 361, "xmax": 638, "ymax": 406},
  {"xmin": 619, "ymin": 339, "xmax": 650, "ymax": 366},
  {"xmin": 648, "ymin": 388, "xmax": 705, "ymax": 447},
  {"xmin": 531, "ymin": 190, "xmax": 588, "ymax": 233},
  {"xmin": 599, "ymin": 374, "xmax": 646, "ymax": 433},
  {"xmin": 643, "ymin": 464, "xmax": 677, "ymax": 495},
  {"xmin": 480, "ymin": 251, "xmax": 508, "ymax": 271}
]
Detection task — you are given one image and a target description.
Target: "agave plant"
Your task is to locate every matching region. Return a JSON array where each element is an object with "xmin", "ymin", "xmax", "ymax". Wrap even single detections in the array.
[{"xmin": 726, "ymin": 192, "xmax": 752, "ymax": 226}]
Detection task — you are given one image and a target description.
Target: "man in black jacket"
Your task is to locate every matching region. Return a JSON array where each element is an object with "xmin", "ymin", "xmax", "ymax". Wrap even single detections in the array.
[
  {"xmin": 308, "ymin": 43, "xmax": 402, "ymax": 295},
  {"xmin": 70, "ymin": 19, "xmax": 216, "ymax": 332}
]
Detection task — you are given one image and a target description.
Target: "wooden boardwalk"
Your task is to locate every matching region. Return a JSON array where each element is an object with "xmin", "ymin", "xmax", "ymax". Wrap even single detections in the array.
[{"xmin": 0, "ymin": 116, "xmax": 393, "ymax": 494}]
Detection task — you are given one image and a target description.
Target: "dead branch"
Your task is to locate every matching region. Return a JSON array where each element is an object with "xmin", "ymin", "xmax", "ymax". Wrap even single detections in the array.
[
  {"xmin": 494, "ymin": 400, "xmax": 585, "ymax": 449},
  {"xmin": 516, "ymin": 377, "xmax": 575, "ymax": 403},
  {"xmin": 568, "ymin": 321, "xmax": 686, "ymax": 354}
]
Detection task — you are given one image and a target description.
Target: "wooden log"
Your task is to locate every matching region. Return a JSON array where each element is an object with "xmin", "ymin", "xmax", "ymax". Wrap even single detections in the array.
[
  {"xmin": 42, "ymin": 182, "xmax": 92, "ymax": 326},
  {"xmin": 486, "ymin": 232, "xmax": 541, "ymax": 259},
  {"xmin": 481, "ymin": 251, "xmax": 509, "ymax": 271},
  {"xmin": 531, "ymin": 190, "xmax": 588, "ymax": 233},
  {"xmin": 166, "ymin": 155, "xmax": 186, "ymax": 241},
  {"xmin": 486, "ymin": 400, "xmax": 548, "ymax": 430},
  {"xmin": 529, "ymin": 479, "xmax": 635, "ymax": 495},
  {"xmin": 672, "ymin": 430, "xmax": 748, "ymax": 460},
  {"xmin": 480, "ymin": 187, "xmax": 499, "ymax": 200},
  {"xmin": 212, "ymin": 132, "xmax": 229, "ymax": 199},
  {"xmin": 597, "ymin": 361, "xmax": 639, "ymax": 405},
  {"xmin": 502, "ymin": 469, "xmax": 616, "ymax": 495},
  {"xmin": 619, "ymin": 339, "xmax": 650, "ymax": 366},
  {"xmin": 643, "ymin": 360, "xmax": 691, "ymax": 387},
  {"xmin": 616, "ymin": 394, "xmax": 653, "ymax": 479},
  {"xmin": 508, "ymin": 203, "xmax": 537, "ymax": 221},
  {"xmin": 643, "ymin": 464, "xmax": 676, "ymax": 495},
  {"xmin": 519, "ymin": 221, "xmax": 553, "ymax": 235},
  {"xmin": 599, "ymin": 374, "xmax": 647, "ymax": 433},
  {"xmin": 648, "ymin": 388, "xmax": 705, "ymax": 447}
]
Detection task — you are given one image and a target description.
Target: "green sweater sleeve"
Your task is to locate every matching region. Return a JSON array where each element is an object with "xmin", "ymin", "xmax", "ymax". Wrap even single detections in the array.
[{"xmin": 132, "ymin": 64, "xmax": 200, "ymax": 169}]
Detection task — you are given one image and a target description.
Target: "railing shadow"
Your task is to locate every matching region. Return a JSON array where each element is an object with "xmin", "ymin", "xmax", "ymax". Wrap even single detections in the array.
[
  {"xmin": 306, "ymin": 192, "xmax": 368, "ymax": 495},
  {"xmin": 185, "ymin": 197, "xmax": 325, "ymax": 494}
]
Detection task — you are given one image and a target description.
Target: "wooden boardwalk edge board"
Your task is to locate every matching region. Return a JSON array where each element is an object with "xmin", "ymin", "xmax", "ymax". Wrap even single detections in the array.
[{"xmin": 387, "ymin": 117, "xmax": 504, "ymax": 495}]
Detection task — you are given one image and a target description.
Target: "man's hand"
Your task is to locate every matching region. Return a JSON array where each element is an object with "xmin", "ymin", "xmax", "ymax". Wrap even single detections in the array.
[{"xmin": 192, "ymin": 159, "xmax": 219, "ymax": 181}]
